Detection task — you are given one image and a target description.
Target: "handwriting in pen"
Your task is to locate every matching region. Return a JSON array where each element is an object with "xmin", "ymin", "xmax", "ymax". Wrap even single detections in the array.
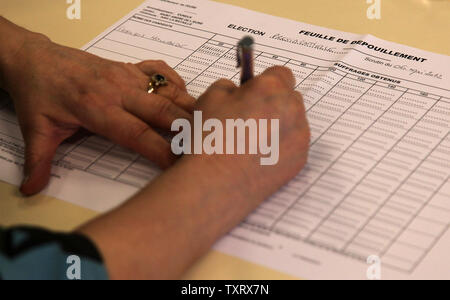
[{"xmin": 118, "ymin": 27, "xmax": 188, "ymax": 49}]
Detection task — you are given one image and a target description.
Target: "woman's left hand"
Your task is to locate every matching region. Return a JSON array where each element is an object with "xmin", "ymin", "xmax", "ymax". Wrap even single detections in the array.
[{"xmin": 1, "ymin": 26, "xmax": 195, "ymax": 196}]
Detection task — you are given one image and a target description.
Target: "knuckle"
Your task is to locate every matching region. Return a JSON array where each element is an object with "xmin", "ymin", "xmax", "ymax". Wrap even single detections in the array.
[
  {"xmin": 154, "ymin": 60, "xmax": 169, "ymax": 69},
  {"xmin": 79, "ymin": 91, "xmax": 101, "ymax": 107},
  {"xmin": 167, "ymin": 85, "xmax": 181, "ymax": 100},
  {"xmin": 140, "ymin": 60, "xmax": 153, "ymax": 66},
  {"xmin": 103, "ymin": 64, "xmax": 128, "ymax": 84},
  {"xmin": 138, "ymin": 60, "xmax": 169, "ymax": 72},
  {"xmin": 155, "ymin": 97, "xmax": 175, "ymax": 116},
  {"xmin": 215, "ymin": 78, "xmax": 234, "ymax": 87},
  {"xmin": 269, "ymin": 65, "xmax": 294, "ymax": 78},
  {"xmin": 211, "ymin": 79, "xmax": 235, "ymax": 92},
  {"xmin": 136, "ymin": 61, "xmax": 148, "ymax": 70},
  {"xmin": 128, "ymin": 122, "xmax": 149, "ymax": 141},
  {"xmin": 256, "ymin": 75, "xmax": 286, "ymax": 92},
  {"xmin": 267, "ymin": 66, "xmax": 295, "ymax": 87},
  {"xmin": 106, "ymin": 63, "xmax": 124, "ymax": 75}
]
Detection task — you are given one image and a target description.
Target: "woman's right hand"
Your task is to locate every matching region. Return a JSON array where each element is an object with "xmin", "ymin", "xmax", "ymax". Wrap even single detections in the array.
[{"xmin": 188, "ymin": 66, "xmax": 311, "ymax": 199}]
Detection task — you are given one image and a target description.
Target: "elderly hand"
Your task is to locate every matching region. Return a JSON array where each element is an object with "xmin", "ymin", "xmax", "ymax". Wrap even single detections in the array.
[
  {"xmin": 188, "ymin": 66, "xmax": 311, "ymax": 198},
  {"xmin": 0, "ymin": 19, "xmax": 195, "ymax": 196}
]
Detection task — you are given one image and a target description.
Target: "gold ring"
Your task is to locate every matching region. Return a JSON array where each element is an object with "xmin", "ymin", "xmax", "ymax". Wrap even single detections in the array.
[{"xmin": 147, "ymin": 74, "xmax": 168, "ymax": 94}]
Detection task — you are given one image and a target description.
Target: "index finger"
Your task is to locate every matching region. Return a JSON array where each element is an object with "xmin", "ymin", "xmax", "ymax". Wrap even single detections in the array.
[
  {"xmin": 123, "ymin": 90, "xmax": 192, "ymax": 130},
  {"xmin": 91, "ymin": 107, "xmax": 177, "ymax": 168}
]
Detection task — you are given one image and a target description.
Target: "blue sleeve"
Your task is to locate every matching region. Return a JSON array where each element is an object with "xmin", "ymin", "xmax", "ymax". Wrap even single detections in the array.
[{"xmin": 0, "ymin": 226, "xmax": 109, "ymax": 280}]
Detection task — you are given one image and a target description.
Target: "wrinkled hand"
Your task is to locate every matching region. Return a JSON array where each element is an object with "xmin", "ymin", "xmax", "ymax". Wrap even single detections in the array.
[
  {"xmin": 188, "ymin": 66, "xmax": 310, "ymax": 199},
  {"xmin": 3, "ymin": 35, "xmax": 195, "ymax": 196}
]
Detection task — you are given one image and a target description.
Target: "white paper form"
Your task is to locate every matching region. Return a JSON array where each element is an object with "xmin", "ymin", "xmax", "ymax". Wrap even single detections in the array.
[{"xmin": 0, "ymin": 0, "xmax": 449, "ymax": 279}]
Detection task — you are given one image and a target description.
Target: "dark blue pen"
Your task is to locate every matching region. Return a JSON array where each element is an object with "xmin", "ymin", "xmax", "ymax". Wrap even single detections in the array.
[{"xmin": 237, "ymin": 36, "xmax": 255, "ymax": 85}]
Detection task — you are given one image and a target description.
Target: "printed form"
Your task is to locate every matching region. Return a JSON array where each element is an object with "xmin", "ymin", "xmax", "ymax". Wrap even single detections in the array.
[{"xmin": 0, "ymin": 0, "xmax": 449, "ymax": 279}]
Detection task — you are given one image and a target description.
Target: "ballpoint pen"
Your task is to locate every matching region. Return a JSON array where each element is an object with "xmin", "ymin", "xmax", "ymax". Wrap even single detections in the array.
[{"xmin": 237, "ymin": 36, "xmax": 255, "ymax": 85}]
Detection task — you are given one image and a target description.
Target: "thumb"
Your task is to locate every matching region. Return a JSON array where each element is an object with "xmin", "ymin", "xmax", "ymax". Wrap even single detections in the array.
[{"xmin": 20, "ymin": 130, "xmax": 64, "ymax": 196}]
